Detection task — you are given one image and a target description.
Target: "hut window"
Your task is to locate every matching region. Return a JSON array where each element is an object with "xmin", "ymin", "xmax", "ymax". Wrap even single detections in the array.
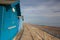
[{"xmin": 15, "ymin": 3, "xmax": 21, "ymax": 16}]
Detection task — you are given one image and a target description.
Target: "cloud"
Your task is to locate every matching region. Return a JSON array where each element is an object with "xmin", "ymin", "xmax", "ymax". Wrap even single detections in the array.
[
  {"xmin": 22, "ymin": 5, "xmax": 60, "ymax": 17},
  {"xmin": 21, "ymin": 0, "xmax": 60, "ymax": 26}
]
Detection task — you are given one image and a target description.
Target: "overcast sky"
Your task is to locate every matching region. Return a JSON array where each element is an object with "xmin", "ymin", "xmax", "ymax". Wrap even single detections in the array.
[{"xmin": 20, "ymin": 0, "xmax": 60, "ymax": 26}]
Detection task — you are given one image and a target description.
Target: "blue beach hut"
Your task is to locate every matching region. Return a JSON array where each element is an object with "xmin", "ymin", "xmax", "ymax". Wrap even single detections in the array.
[{"xmin": 0, "ymin": 0, "xmax": 22, "ymax": 40}]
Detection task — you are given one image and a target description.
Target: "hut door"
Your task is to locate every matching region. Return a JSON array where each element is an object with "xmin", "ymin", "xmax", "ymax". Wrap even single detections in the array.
[{"xmin": 4, "ymin": 5, "xmax": 18, "ymax": 40}]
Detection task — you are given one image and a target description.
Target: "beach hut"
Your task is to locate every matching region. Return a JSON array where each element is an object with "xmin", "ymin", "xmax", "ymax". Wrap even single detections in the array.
[{"xmin": 0, "ymin": 0, "xmax": 22, "ymax": 40}]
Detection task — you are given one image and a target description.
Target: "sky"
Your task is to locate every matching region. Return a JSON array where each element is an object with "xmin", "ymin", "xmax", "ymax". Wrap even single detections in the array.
[{"xmin": 20, "ymin": 0, "xmax": 60, "ymax": 27}]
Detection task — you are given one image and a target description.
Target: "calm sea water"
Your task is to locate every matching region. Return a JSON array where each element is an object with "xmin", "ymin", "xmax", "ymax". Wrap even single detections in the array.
[
  {"xmin": 29, "ymin": 22, "xmax": 60, "ymax": 27},
  {"xmin": 36, "ymin": 23, "xmax": 60, "ymax": 27}
]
